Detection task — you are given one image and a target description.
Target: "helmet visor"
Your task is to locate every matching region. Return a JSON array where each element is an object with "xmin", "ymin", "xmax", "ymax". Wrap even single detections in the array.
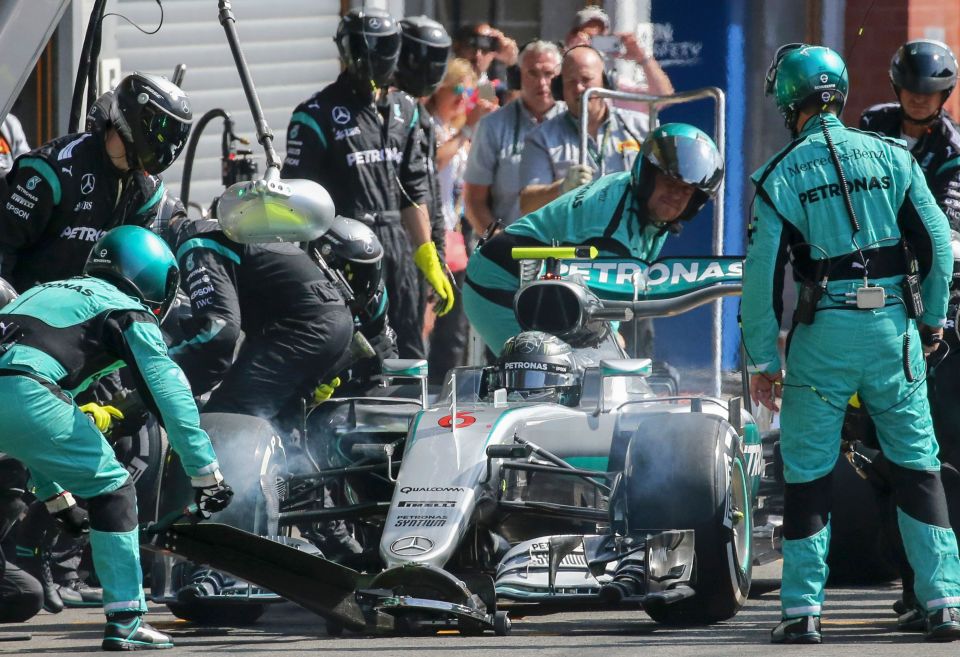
[
  {"xmin": 139, "ymin": 105, "xmax": 191, "ymax": 174},
  {"xmin": 646, "ymin": 136, "xmax": 723, "ymax": 194},
  {"xmin": 501, "ymin": 368, "xmax": 577, "ymax": 391},
  {"xmin": 344, "ymin": 32, "xmax": 402, "ymax": 84}
]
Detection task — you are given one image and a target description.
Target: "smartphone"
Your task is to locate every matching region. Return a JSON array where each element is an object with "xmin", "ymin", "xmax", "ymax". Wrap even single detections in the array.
[
  {"xmin": 478, "ymin": 82, "xmax": 497, "ymax": 102},
  {"xmin": 592, "ymin": 35, "xmax": 624, "ymax": 57}
]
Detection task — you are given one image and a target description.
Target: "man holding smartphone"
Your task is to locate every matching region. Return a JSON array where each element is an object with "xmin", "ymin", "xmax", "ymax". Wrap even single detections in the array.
[{"xmin": 453, "ymin": 23, "xmax": 519, "ymax": 104}]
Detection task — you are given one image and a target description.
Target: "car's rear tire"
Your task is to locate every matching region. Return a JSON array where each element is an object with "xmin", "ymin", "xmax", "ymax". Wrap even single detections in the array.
[{"xmin": 620, "ymin": 413, "xmax": 752, "ymax": 625}]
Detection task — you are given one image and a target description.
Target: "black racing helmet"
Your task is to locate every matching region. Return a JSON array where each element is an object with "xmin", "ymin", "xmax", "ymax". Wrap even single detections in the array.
[
  {"xmin": 316, "ymin": 216, "xmax": 385, "ymax": 319},
  {"xmin": 630, "ymin": 123, "xmax": 724, "ymax": 228},
  {"xmin": 891, "ymin": 39, "xmax": 958, "ymax": 97},
  {"xmin": 496, "ymin": 331, "xmax": 582, "ymax": 406},
  {"xmin": 336, "ymin": 8, "xmax": 402, "ymax": 88},
  {"xmin": 110, "ymin": 72, "xmax": 193, "ymax": 174},
  {"xmin": 396, "ymin": 16, "xmax": 452, "ymax": 98}
]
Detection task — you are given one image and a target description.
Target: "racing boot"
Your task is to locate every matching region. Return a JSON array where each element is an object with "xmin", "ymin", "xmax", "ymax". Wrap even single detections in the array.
[
  {"xmin": 770, "ymin": 616, "xmax": 822, "ymax": 644},
  {"xmin": 925, "ymin": 607, "xmax": 960, "ymax": 642},
  {"xmin": 17, "ymin": 546, "xmax": 64, "ymax": 613},
  {"xmin": 102, "ymin": 612, "xmax": 173, "ymax": 651},
  {"xmin": 58, "ymin": 578, "xmax": 104, "ymax": 608}
]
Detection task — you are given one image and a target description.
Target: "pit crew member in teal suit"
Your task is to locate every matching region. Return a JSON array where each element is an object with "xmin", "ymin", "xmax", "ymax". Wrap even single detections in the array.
[
  {"xmin": 0, "ymin": 226, "xmax": 231, "ymax": 651},
  {"xmin": 741, "ymin": 43, "xmax": 960, "ymax": 644},
  {"xmin": 463, "ymin": 122, "xmax": 724, "ymax": 354}
]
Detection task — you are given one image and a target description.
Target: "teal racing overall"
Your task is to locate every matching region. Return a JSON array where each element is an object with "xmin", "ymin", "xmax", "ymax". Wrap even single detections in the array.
[
  {"xmin": 463, "ymin": 171, "xmax": 668, "ymax": 354},
  {"xmin": 742, "ymin": 113, "xmax": 960, "ymax": 619},
  {"xmin": 0, "ymin": 276, "xmax": 219, "ymax": 616}
]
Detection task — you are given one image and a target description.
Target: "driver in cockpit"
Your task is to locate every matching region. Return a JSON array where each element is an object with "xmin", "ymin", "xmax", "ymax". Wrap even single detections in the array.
[
  {"xmin": 494, "ymin": 331, "xmax": 583, "ymax": 406},
  {"xmin": 462, "ymin": 123, "xmax": 724, "ymax": 355}
]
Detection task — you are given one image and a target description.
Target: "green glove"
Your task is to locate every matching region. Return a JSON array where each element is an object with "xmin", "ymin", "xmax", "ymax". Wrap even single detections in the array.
[
  {"xmin": 79, "ymin": 402, "xmax": 124, "ymax": 434},
  {"xmin": 414, "ymin": 241, "xmax": 455, "ymax": 317},
  {"xmin": 313, "ymin": 377, "xmax": 342, "ymax": 404}
]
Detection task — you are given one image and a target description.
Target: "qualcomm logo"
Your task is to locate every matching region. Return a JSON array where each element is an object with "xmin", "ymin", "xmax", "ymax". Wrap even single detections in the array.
[{"xmin": 390, "ymin": 536, "xmax": 434, "ymax": 556}]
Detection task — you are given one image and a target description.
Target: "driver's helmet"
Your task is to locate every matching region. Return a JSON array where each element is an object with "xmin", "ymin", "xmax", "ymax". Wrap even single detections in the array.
[
  {"xmin": 396, "ymin": 16, "xmax": 451, "ymax": 98},
  {"xmin": 315, "ymin": 216, "xmax": 386, "ymax": 321},
  {"xmin": 765, "ymin": 43, "xmax": 847, "ymax": 130},
  {"xmin": 630, "ymin": 123, "xmax": 724, "ymax": 227},
  {"xmin": 110, "ymin": 72, "xmax": 192, "ymax": 174},
  {"xmin": 336, "ymin": 8, "xmax": 402, "ymax": 89},
  {"xmin": 84, "ymin": 226, "xmax": 180, "ymax": 322},
  {"xmin": 891, "ymin": 39, "xmax": 957, "ymax": 98},
  {"xmin": 496, "ymin": 331, "xmax": 581, "ymax": 406}
]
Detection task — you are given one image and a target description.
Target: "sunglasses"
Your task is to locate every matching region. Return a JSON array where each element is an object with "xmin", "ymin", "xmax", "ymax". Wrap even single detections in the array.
[{"xmin": 453, "ymin": 84, "xmax": 476, "ymax": 97}]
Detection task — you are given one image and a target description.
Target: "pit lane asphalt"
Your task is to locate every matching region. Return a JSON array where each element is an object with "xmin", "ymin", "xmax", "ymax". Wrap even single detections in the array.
[{"xmin": 5, "ymin": 564, "xmax": 959, "ymax": 656}]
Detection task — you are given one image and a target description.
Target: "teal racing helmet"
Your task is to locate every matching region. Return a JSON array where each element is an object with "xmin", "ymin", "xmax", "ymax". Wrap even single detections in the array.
[
  {"xmin": 630, "ymin": 123, "xmax": 724, "ymax": 226},
  {"xmin": 84, "ymin": 225, "xmax": 180, "ymax": 322},
  {"xmin": 765, "ymin": 43, "xmax": 848, "ymax": 130}
]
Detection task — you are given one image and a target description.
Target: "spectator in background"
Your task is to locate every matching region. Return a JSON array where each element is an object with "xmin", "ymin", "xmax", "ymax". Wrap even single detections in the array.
[
  {"xmin": 519, "ymin": 45, "xmax": 648, "ymax": 215},
  {"xmin": 464, "ymin": 40, "xmax": 565, "ymax": 234},
  {"xmin": 453, "ymin": 23, "xmax": 519, "ymax": 104},
  {"xmin": 565, "ymin": 5, "xmax": 674, "ymax": 98},
  {"xmin": 423, "ymin": 59, "xmax": 495, "ymax": 383}
]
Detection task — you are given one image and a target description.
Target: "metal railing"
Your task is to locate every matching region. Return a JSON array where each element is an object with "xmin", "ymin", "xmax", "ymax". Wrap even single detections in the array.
[{"xmin": 577, "ymin": 86, "xmax": 727, "ymax": 396}]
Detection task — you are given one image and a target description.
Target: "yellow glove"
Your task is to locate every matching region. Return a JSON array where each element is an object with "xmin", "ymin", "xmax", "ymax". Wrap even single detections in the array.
[
  {"xmin": 414, "ymin": 242, "xmax": 455, "ymax": 317},
  {"xmin": 79, "ymin": 403, "xmax": 124, "ymax": 433},
  {"xmin": 313, "ymin": 377, "xmax": 342, "ymax": 404}
]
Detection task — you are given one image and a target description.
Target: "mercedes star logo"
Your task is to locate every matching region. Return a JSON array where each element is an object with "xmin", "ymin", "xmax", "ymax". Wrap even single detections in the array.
[
  {"xmin": 368, "ymin": 17, "xmax": 381, "ymax": 29},
  {"xmin": 332, "ymin": 106, "xmax": 351, "ymax": 125},
  {"xmin": 819, "ymin": 73, "xmax": 829, "ymax": 83},
  {"xmin": 390, "ymin": 536, "xmax": 434, "ymax": 556},
  {"xmin": 80, "ymin": 173, "xmax": 96, "ymax": 195}
]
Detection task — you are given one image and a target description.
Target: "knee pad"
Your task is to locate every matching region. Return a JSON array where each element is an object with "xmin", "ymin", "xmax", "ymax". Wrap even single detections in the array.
[
  {"xmin": 87, "ymin": 477, "xmax": 138, "ymax": 533},
  {"xmin": 888, "ymin": 462, "xmax": 950, "ymax": 528},
  {"xmin": 783, "ymin": 474, "xmax": 832, "ymax": 540}
]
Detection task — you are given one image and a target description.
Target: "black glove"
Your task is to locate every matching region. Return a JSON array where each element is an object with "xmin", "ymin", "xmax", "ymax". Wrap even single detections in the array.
[
  {"xmin": 44, "ymin": 493, "xmax": 90, "ymax": 538},
  {"xmin": 193, "ymin": 482, "xmax": 234, "ymax": 519}
]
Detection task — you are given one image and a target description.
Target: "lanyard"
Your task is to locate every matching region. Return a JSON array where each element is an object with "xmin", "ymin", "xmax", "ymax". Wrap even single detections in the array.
[
  {"xmin": 511, "ymin": 102, "xmax": 523, "ymax": 156},
  {"xmin": 568, "ymin": 112, "xmax": 612, "ymax": 175}
]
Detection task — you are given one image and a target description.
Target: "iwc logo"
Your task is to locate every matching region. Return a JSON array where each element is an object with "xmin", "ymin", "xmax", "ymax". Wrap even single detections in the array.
[{"xmin": 390, "ymin": 536, "xmax": 434, "ymax": 556}]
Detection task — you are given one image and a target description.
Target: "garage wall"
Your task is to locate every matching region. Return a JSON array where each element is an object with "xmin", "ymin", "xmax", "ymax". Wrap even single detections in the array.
[{"xmin": 113, "ymin": 0, "xmax": 341, "ymax": 211}]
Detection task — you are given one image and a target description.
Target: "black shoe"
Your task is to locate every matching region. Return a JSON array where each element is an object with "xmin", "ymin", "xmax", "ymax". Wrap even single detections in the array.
[
  {"xmin": 897, "ymin": 605, "xmax": 926, "ymax": 632},
  {"xmin": 58, "ymin": 579, "xmax": 103, "ymax": 607},
  {"xmin": 102, "ymin": 615, "xmax": 173, "ymax": 651},
  {"xmin": 925, "ymin": 607, "xmax": 960, "ymax": 642},
  {"xmin": 771, "ymin": 616, "xmax": 822, "ymax": 644},
  {"xmin": 17, "ymin": 549, "xmax": 64, "ymax": 614}
]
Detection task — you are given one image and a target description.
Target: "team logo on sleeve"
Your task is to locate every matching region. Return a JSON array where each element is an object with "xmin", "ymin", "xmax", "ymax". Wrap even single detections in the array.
[
  {"xmin": 80, "ymin": 173, "xmax": 96, "ymax": 195},
  {"xmin": 289, "ymin": 125, "xmax": 300, "ymax": 140},
  {"xmin": 25, "ymin": 176, "xmax": 41, "ymax": 191},
  {"xmin": 332, "ymin": 106, "xmax": 352, "ymax": 125}
]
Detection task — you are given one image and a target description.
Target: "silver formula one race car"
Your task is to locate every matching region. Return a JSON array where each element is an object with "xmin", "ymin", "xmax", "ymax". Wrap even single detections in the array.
[{"xmin": 143, "ymin": 248, "xmax": 783, "ymax": 635}]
